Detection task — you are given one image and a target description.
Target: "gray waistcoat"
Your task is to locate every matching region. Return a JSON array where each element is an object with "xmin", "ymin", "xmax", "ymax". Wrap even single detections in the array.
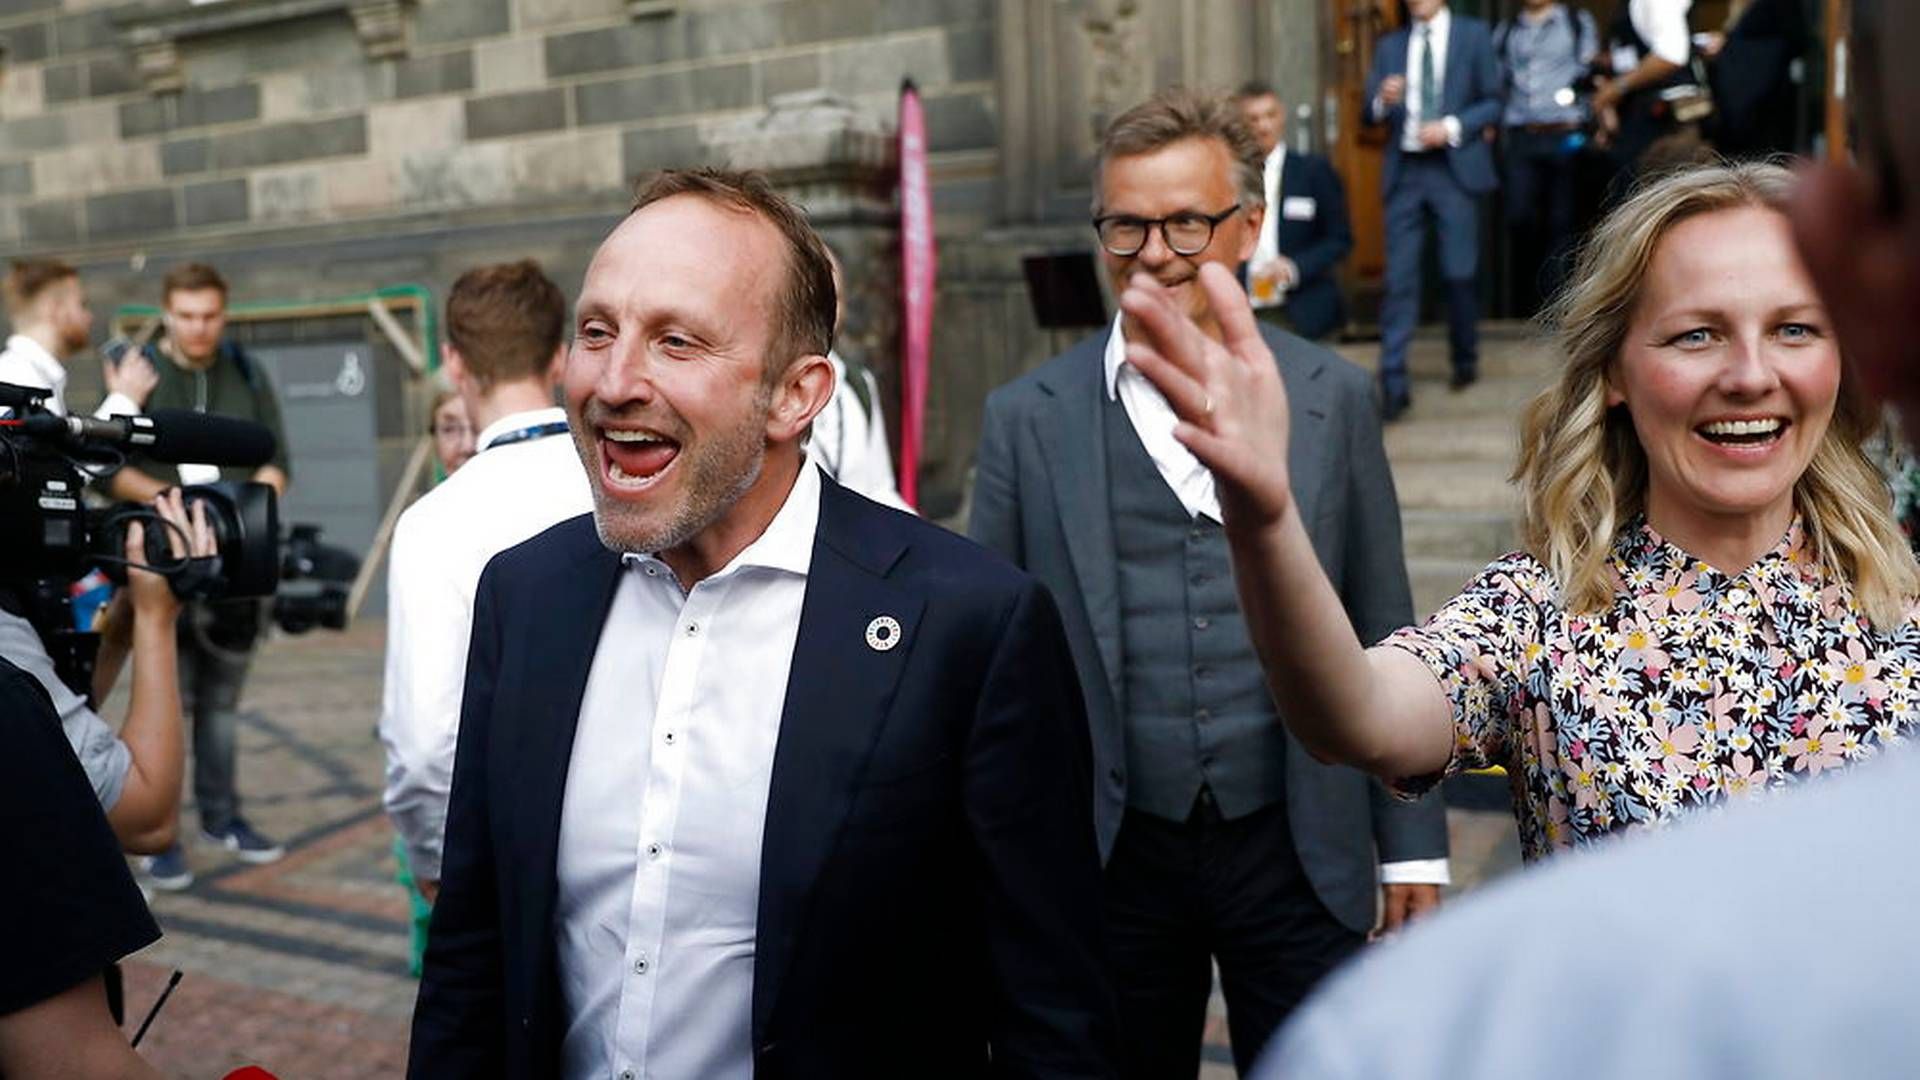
[{"xmin": 1104, "ymin": 394, "xmax": 1288, "ymax": 823}]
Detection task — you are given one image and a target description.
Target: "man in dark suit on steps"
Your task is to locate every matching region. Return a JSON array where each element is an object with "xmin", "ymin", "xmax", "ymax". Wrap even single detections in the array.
[
  {"xmin": 1366, "ymin": 0, "xmax": 1502, "ymax": 419},
  {"xmin": 971, "ymin": 89, "xmax": 1448, "ymax": 1080},
  {"xmin": 408, "ymin": 167, "xmax": 1117, "ymax": 1080},
  {"xmin": 1234, "ymin": 81, "xmax": 1354, "ymax": 342}
]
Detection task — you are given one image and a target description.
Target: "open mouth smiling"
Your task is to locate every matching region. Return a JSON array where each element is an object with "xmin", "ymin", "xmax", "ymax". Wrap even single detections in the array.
[
  {"xmin": 600, "ymin": 427, "xmax": 681, "ymax": 487},
  {"xmin": 1695, "ymin": 416, "xmax": 1788, "ymax": 449}
]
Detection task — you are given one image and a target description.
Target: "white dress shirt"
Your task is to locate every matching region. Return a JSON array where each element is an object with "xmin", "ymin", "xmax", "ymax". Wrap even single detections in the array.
[
  {"xmin": 1628, "ymin": 0, "xmax": 1693, "ymax": 65},
  {"xmin": 378, "ymin": 406, "xmax": 592, "ymax": 882},
  {"xmin": 1251, "ymin": 145, "xmax": 1289, "ymax": 309},
  {"xmin": 1104, "ymin": 320, "xmax": 1449, "ymax": 886},
  {"xmin": 555, "ymin": 462, "xmax": 820, "ymax": 1080},
  {"xmin": 808, "ymin": 351, "xmax": 910, "ymax": 512},
  {"xmin": 0, "ymin": 333, "xmax": 139, "ymax": 419},
  {"xmin": 1397, "ymin": 6, "xmax": 1465, "ymax": 152}
]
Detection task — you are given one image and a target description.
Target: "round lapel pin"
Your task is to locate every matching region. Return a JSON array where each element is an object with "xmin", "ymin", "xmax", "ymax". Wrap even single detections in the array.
[{"xmin": 865, "ymin": 615, "xmax": 902, "ymax": 652}]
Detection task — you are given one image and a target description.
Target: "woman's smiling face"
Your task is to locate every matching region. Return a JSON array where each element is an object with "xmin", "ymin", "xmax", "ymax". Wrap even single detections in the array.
[{"xmin": 1608, "ymin": 205, "xmax": 1842, "ymax": 540}]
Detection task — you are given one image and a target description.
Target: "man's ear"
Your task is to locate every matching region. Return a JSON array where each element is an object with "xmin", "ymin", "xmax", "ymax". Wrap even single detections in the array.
[
  {"xmin": 1239, "ymin": 204, "xmax": 1266, "ymax": 263},
  {"xmin": 1792, "ymin": 161, "xmax": 1918, "ymax": 407},
  {"xmin": 441, "ymin": 344, "xmax": 468, "ymax": 390},
  {"xmin": 767, "ymin": 354, "xmax": 836, "ymax": 445},
  {"xmin": 545, "ymin": 343, "xmax": 566, "ymax": 387}
]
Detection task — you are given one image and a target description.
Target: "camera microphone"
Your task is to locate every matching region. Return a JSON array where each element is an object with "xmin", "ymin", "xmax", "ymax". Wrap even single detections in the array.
[{"xmin": 21, "ymin": 409, "xmax": 277, "ymax": 468}]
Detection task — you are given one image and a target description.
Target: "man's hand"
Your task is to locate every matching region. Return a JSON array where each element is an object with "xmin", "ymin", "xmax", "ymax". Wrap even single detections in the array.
[
  {"xmin": 1272, "ymin": 255, "xmax": 1300, "ymax": 289},
  {"xmin": 1377, "ymin": 74, "xmax": 1406, "ymax": 109},
  {"xmin": 1375, "ymin": 883, "xmax": 1442, "ymax": 937},
  {"xmin": 1417, "ymin": 121, "xmax": 1451, "ymax": 149},
  {"xmin": 1119, "ymin": 265, "xmax": 1295, "ymax": 532},
  {"xmin": 1591, "ymin": 76, "xmax": 1622, "ymax": 115},
  {"xmin": 102, "ymin": 351, "xmax": 159, "ymax": 410}
]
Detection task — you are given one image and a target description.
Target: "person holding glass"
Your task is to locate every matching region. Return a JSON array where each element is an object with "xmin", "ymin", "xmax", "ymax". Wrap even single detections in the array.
[{"xmin": 1117, "ymin": 161, "xmax": 1920, "ymax": 860}]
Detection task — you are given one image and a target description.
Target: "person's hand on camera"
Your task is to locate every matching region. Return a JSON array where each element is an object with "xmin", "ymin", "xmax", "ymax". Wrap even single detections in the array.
[
  {"xmin": 102, "ymin": 350, "xmax": 160, "ymax": 411},
  {"xmin": 1119, "ymin": 265, "xmax": 1296, "ymax": 533},
  {"xmin": 126, "ymin": 489, "xmax": 212, "ymax": 621}
]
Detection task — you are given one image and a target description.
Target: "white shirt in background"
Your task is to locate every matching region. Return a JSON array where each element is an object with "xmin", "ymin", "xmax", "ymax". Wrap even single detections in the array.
[
  {"xmin": 0, "ymin": 333, "xmax": 139, "ymax": 419},
  {"xmin": 378, "ymin": 405, "xmax": 592, "ymax": 882},
  {"xmin": 1400, "ymin": 6, "xmax": 1463, "ymax": 152},
  {"xmin": 808, "ymin": 351, "xmax": 910, "ymax": 512},
  {"xmin": 554, "ymin": 463, "xmax": 820, "ymax": 1080},
  {"xmin": 1252, "ymin": 144, "xmax": 1290, "ymax": 308}
]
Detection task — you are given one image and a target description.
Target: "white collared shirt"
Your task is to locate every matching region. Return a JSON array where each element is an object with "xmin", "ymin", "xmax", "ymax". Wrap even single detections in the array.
[
  {"xmin": 555, "ymin": 462, "xmax": 821, "ymax": 1080},
  {"xmin": 1399, "ymin": 6, "xmax": 1463, "ymax": 152},
  {"xmin": 1105, "ymin": 316, "xmax": 1221, "ymax": 523},
  {"xmin": 378, "ymin": 405, "xmax": 592, "ymax": 882},
  {"xmin": 1103, "ymin": 320, "xmax": 1449, "ymax": 886},
  {"xmin": 0, "ymin": 334, "xmax": 142, "ymax": 420},
  {"xmin": 808, "ymin": 351, "xmax": 910, "ymax": 512},
  {"xmin": 1629, "ymin": 0, "xmax": 1693, "ymax": 66},
  {"xmin": 1251, "ymin": 144, "xmax": 1289, "ymax": 307}
]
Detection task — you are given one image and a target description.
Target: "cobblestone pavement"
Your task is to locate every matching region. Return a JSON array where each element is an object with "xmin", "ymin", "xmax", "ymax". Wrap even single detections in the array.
[{"xmin": 118, "ymin": 595, "xmax": 1521, "ymax": 1078}]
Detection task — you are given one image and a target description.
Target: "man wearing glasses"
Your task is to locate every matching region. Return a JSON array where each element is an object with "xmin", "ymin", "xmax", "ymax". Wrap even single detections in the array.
[{"xmin": 970, "ymin": 87, "xmax": 1448, "ymax": 1078}]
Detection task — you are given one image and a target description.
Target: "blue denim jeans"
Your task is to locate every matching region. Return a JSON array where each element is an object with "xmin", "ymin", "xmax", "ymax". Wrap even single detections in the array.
[{"xmin": 177, "ymin": 602, "xmax": 258, "ymax": 832}]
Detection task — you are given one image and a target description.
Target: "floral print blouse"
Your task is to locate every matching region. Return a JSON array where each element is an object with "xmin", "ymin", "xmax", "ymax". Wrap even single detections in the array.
[{"xmin": 1386, "ymin": 516, "xmax": 1920, "ymax": 861}]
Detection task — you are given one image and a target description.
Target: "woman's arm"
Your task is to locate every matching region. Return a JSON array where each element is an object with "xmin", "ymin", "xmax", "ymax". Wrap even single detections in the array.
[{"xmin": 1117, "ymin": 265, "xmax": 1454, "ymax": 778}]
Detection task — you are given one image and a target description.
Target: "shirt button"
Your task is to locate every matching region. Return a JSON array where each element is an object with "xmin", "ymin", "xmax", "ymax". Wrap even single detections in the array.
[
  {"xmin": 621, "ymin": 1070, "xmax": 635, "ymax": 1080},
  {"xmin": 1195, "ymin": 708, "xmax": 1212, "ymax": 723},
  {"xmin": 646, "ymin": 842, "xmax": 664, "ymax": 860},
  {"xmin": 685, "ymin": 622, "xmax": 699, "ymax": 636},
  {"xmin": 1193, "ymin": 616, "xmax": 1211, "ymax": 631},
  {"xmin": 633, "ymin": 955, "xmax": 649, "ymax": 975},
  {"xmin": 1190, "ymin": 572, "xmax": 1209, "ymax": 586},
  {"xmin": 663, "ymin": 730, "xmax": 677, "ymax": 746},
  {"xmin": 646, "ymin": 566, "xmax": 658, "ymax": 577}
]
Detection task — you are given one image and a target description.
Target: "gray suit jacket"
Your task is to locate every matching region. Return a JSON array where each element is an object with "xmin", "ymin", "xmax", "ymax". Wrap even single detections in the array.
[{"xmin": 969, "ymin": 322, "xmax": 1448, "ymax": 933}]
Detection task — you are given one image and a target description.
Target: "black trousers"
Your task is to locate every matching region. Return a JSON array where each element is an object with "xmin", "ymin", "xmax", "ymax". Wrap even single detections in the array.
[
  {"xmin": 1104, "ymin": 791, "xmax": 1364, "ymax": 1078},
  {"xmin": 1502, "ymin": 127, "xmax": 1581, "ymax": 312}
]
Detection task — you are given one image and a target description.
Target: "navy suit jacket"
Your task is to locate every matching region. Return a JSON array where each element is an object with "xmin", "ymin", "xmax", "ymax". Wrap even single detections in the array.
[
  {"xmin": 408, "ymin": 472, "xmax": 1118, "ymax": 1079},
  {"xmin": 1365, "ymin": 13, "xmax": 1503, "ymax": 195},
  {"xmin": 1270, "ymin": 150, "xmax": 1354, "ymax": 341}
]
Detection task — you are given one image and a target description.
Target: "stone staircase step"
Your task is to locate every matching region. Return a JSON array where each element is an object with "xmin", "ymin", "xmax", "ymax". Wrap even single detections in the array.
[
  {"xmin": 1399, "ymin": 507, "xmax": 1518, "ymax": 563},
  {"xmin": 1383, "ymin": 416, "xmax": 1515, "ymax": 463},
  {"xmin": 1389, "ymin": 458, "xmax": 1520, "ymax": 513}
]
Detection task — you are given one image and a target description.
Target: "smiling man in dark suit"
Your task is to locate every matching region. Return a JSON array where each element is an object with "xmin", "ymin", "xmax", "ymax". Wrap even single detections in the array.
[
  {"xmin": 408, "ymin": 168, "xmax": 1117, "ymax": 1080},
  {"xmin": 1234, "ymin": 81, "xmax": 1355, "ymax": 342},
  {"xmin": 970, "ymin": 89, "xmax": 1448, "ymax": 1079},
  {"xmin": 1365, "ymin": 0, "xmax": 1502, "ymax": 418}
]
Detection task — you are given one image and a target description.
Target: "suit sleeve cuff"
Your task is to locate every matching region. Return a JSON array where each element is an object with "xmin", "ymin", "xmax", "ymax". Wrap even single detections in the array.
[
  {"xmin": 1380, "ymin": 858, "xmax": 1451, "ymax": 886},
  {"xmin": 1442, "ymin": 116, "xmax": 1463, "ymax": 147}
]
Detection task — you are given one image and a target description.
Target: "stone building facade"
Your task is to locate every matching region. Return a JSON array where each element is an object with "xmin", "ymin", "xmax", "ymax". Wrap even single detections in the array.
[{"xmin": 0, "ymin": 0, "xmax": 1315, "ymax": 517}]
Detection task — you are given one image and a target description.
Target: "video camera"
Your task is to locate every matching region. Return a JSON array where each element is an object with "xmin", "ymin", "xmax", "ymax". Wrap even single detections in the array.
[{"xmin": 0, "ymin": 381, "xmax": 358, "ymax": 692}]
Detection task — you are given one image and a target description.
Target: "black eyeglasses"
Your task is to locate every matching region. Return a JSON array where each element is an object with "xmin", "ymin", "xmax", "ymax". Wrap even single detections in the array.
[{"xmin": 1091, "ymin": 203, "xmax": 1242, "ymax": 257}]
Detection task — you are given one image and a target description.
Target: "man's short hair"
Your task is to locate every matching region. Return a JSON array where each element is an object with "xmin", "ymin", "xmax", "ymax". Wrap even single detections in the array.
[
  {"xmin": 444, "ymin": 259, "xmax": 567, "ymax": 390},
  {"xmin": 629, "ymin": 167, "xmax": 836, "ymax": 386},
  {"xmin": 1094, "ymin": 86, "xmax": 1267, "ymax": 214},
  {"xmin": 3, "ymin": 258, "xmax": 78, "ymax": 318},
  {"xmin": 1233, "ymin": 80, "xmax": 1280, "ymax": 103},
  {"xmin": 162, "ymin": 262, "xmax": 228, "ymax": 304}
]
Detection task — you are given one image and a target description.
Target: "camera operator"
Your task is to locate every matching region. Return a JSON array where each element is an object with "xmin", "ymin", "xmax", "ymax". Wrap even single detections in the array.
[
  {"xmin": 105, "ymin": 263, "xmax": 292, "ymax": 887},
  {"xmin": 0, "ymin": 655, "xmax": 164, "ymax": 1079},
  {"xmin": 0, "ymin": 258, "xmax": 157, "ymax": 419},
  {"xmin": 0, "ymin": 489, "xmax": 212, "ymax": 853}
]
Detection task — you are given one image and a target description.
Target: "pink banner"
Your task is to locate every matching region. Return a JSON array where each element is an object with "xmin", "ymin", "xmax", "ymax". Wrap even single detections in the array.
[{"xmin": 897, "ymin": 78, "xmax": 935, "ymax": 510}]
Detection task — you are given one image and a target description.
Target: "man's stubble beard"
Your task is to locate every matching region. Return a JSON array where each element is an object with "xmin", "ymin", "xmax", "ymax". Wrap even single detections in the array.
[{"xmin": 585, "ymin": 386, "xmax": 773, "ymax": 556}]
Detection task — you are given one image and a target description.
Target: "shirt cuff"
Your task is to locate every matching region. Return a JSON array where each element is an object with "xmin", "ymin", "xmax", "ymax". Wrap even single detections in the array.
[
  {"xmin": 1442, "ymin": 116, "xmax": 1463, "ymax": 147},
  {"xmin": 95, "ymin": 392, "xmax": 139, "ymax": 419},
  {"xmin": 1380, "ymin": 858, "xmax": 1452, "ymax": 886}
]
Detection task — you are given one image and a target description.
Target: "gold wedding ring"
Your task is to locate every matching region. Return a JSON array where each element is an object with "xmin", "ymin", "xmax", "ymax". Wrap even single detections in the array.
[{"xmin": 1203, "ymin": 393, "xmax": 1215, "ymax": 417}]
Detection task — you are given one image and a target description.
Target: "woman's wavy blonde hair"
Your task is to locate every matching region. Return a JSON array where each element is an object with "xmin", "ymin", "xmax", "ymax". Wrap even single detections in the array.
[{"xmin": 1516, "ymin": 160, "xmax": 1920, "ymax": 628}]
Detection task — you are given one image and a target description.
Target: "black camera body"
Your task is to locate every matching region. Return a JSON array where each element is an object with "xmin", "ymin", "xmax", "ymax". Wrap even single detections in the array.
[{"xmin": 2, "ymin": 380, "xmax": 359, "ymax": 690}]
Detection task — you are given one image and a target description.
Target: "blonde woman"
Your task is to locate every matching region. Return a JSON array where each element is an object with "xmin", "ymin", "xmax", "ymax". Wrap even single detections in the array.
[{"xmin": 1119, "ymin": 161, "xmax": 1920, "ymax": 859}]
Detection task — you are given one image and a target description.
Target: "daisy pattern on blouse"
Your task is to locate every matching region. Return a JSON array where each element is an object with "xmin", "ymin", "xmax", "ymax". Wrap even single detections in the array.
[{"xmin": 1385, "ymin": 515, "xmax": 1920, "ymax": 860}]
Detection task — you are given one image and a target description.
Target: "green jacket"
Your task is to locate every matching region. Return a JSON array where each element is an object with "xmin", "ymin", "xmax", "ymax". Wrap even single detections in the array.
[{"xmin": 127, "ymin": 339, "xmax": 291, "ymax": 484}]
